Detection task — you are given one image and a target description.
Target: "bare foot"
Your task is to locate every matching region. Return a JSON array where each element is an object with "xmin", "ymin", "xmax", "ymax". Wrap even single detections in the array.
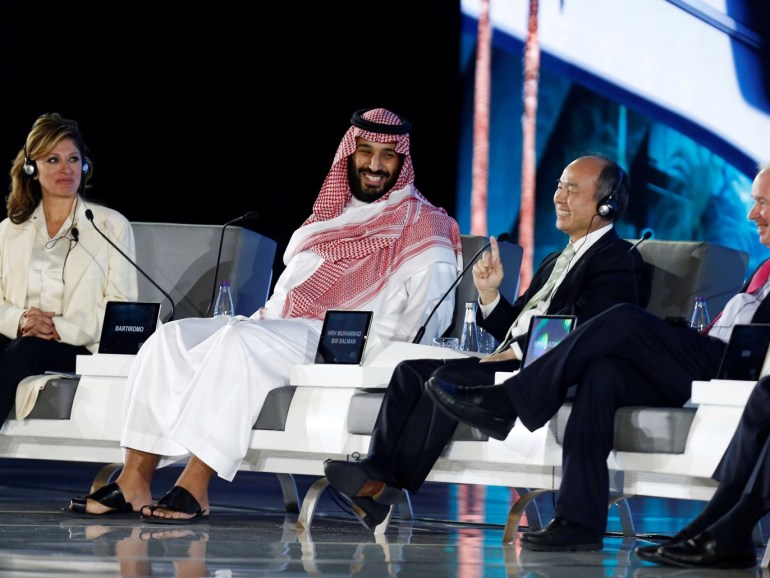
[{"xmin": 140, "ymin": 486, "xmax": 209, "ymax": 521}]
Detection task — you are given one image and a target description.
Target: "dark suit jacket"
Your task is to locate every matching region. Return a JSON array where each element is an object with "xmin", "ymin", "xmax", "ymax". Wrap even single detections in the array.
[{"xmin": 479, "ymin": 228, "xmax": 651, "ymax": 352}]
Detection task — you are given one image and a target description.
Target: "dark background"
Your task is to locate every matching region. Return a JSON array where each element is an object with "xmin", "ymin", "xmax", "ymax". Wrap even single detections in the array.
[{"xmin": 0, "ymin": 2, "xmax": 462, "ymax": 269}]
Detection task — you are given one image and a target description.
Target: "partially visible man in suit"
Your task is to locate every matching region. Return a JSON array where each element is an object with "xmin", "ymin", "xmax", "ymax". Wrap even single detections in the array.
[
  {"xmin": 324, "ymin": 154, "xmax": 651, "ymax": 531},
  {"xmin": 427, "ymin": 166, "xmax": 770, "ymax": 558},
  {"xmin": 638, "ymin": 374, "xmax": 770, "ymax": 570}
]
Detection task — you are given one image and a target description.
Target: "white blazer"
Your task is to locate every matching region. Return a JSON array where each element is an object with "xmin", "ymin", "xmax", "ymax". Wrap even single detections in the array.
[{"xmin": 0, "ymin": 198, "xmax": 138, "ymax": 353}]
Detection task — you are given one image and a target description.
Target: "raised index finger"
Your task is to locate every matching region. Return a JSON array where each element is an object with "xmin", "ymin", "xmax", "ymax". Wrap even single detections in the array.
[{"xmin": 489, "ymin": 236, "xmax": 501, "ymax": 265}]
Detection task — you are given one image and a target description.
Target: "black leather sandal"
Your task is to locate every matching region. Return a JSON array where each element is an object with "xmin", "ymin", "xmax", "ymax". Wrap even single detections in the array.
[
  {"xmin": 68, "ymin": 482, "xmax": 136, "ymax": 518},
  {"xmin": 141, "ymin": 486, "xmax": 209, "ymax": 525}
]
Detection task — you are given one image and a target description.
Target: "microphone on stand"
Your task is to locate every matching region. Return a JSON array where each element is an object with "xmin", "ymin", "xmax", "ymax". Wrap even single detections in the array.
[
  {"xmin": 205, "ymin": 211, "xmax": 260, "ymax": 317},
  {"xmin": 85, "ymin": 209, "xmax": 176, "ymax": 321},
  {"xmin": 412, "ymin": 233, "xmax": 511, "ymax": 344},
  {"xmin": 629, "ymin": 230, "xmax": 653, "ymax": 307}
]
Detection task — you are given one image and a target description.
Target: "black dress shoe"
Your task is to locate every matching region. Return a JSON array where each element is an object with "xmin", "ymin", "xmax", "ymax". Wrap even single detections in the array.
[
  {"xmin": 635, "ymin": 531, "xmax": 689, "ymax": 561},
  {"xmin": 324, "ymin": 459, "xmax": 403, "ymax": 505},
  {"xmin": 520, "ymin": 517, "xmax": 603, "ymax": 552},
  {"xmin": 655, "ymin": 531, "xmax": 756, "ymax": 569},
  {"xmin": 424, "ymin": 377, "xmax": 515, "ymax": 440},
  {"xmin": 340, "ymin": 495, "xmax": 391, "ymax": 532}
]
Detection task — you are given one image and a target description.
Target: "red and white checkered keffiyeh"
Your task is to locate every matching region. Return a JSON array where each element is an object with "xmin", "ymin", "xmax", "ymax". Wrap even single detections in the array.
[{"xmin": 282, "ymin": 108, "xmax": 462, "ymax": 320}]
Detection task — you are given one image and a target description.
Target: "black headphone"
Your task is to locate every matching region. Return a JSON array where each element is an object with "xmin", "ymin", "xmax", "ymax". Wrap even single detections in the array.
[
  {"xmin": 23, "ymin": 145, "xmax": 89, "ymax": 178},
  {"xmin": 597, "ymin": 164, "xmax": 624, "ymax": 218}
]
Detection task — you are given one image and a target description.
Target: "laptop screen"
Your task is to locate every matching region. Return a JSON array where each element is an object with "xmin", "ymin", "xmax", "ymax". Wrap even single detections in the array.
[
  {"xmin": 314, "ymin": 310, "xmax": 374, "ymax": 365},
  {"xmin": 717, "ymin": 323, "xmax": 770, "ymax": 381},
  {"xmin": 98, "ymin": 301, "xmax": 161, "ymax": 354},
  {"xmin": 521, "ymin": 315, "xmax": 577, "ymax": 368}
]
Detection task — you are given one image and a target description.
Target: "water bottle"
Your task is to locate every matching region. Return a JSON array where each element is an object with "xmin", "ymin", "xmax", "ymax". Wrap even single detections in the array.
[
  {"xmin": 213, "ymin": 281, "xmax": 235, "ymax": 316},
  {"xmin": 689, "ymin": 296, "xmax": 710, "ymax": 333},
  {"xmin": 459, "ymin": 302, "xmax": 479, "ymax": 352}
]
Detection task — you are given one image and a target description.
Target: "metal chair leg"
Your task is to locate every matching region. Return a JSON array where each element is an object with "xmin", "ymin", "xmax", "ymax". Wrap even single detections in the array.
[
  {"xmin": 297, "ymin": 477, "xmax": 328, "ymax": 532},
  {"xmin": 608, "ymin": 493, "xmax": 636, "ymax": 538},
  {"xmin": 90, "ymin": 463, "xmax": 123, "ymax": 494},
  {"xmin": 275, "ymin": 473, "xmax": 300, "ymax": 513},
  {"xmin": 503, "ymin": 488, "xmax": 554, "ymax": 543}
]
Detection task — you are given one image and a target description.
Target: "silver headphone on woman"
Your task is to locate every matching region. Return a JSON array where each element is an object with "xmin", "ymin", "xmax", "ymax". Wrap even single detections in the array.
[{"xmin": 23, "ymin": 145, "xmax": 89, "ymax": 178}]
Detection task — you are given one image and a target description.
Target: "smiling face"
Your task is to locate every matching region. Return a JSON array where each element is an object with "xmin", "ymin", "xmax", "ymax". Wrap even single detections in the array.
[
  {"xmin": 553, "ymin": 156, "xmax": 611, "ymax": 242},
  {"xmin": 749, "ymin": 167, "xmax": 770, "ymax": 249},
  {"xmin": 347, "ymin": 137, "xmax": 403, "ymax": 203},
  {"xmin": 35, "ymin": 137, "xmax": 85, "ymax": 200}
]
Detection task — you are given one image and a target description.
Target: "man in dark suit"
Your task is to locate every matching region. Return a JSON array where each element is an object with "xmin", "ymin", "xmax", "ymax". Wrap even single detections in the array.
[
  {"xmin": 427, "ymin": 166, "xmax": 770, "ymax": 558},
  {"xmin": 323, "ymin": 154, "xmax": 651, "ymax": 531},
  {"xmin": 635, "ymin": 166, "xmax": 770, "ymax": 570}
]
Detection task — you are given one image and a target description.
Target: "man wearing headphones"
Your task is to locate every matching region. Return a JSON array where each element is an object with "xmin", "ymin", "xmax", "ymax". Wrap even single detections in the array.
[
  {"xmin": 428, "ymin": 166, "xmax": 770, "ymax": 557},
  {"xmin": 324, "ymin": 154, "xmax": 651, "ymax": 531}
]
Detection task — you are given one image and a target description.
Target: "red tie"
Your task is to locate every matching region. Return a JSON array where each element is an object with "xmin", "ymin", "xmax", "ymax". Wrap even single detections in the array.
[
  {"xmin": 747, "ymin": 259, "xmax": 770, "ymax": 294},
  {"xmin": 703, "ymin": 259, "xmax": 770, "ymax": 335}
]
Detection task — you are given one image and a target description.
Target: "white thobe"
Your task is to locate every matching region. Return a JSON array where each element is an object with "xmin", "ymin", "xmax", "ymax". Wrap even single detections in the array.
[{"xmin": 121, "ymin": 193, "xmax": 460, "ymax": 480}]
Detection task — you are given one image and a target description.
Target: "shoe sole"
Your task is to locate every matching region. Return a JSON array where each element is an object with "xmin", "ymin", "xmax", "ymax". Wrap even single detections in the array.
[
  {"xmin": 142, "ymin": 515, "xmax": 209, "ymax": 526},
  {"xmin": 521, "ymin": 540, "xmax": 603, "ymax": 552},
  {"xmin": 425, "ymin": 378, "xmax": 512, "ymax": 440},
  {"xmin": 61, "ymin": 507, "xmax": 140, "ymax": 520},
  {"xmin": 655, "ymin": 550, "xmax": 757, "ymax": 570}
]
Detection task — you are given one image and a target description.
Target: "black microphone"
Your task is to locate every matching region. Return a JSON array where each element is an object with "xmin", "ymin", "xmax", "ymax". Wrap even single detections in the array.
[
  {"xmin": 85, "ymin": 209, "xmax": 176, "ymax": 321},
  {"xmin": 205, "ymin": 211, "xmax": 261, "ymax": 316},
  {"xmin": 62, "ymin": 226, "xmax": 80, "ymax": 284},
  {"xmin": 412, "ymin": 233, "xmax": 511, "ymax": 344},
  {"xmin": 629, "ymin": 230, "xmax": 653, "ymax": 307}
]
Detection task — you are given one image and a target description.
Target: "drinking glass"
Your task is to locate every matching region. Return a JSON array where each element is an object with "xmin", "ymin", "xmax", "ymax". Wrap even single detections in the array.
[{"xmin": 477, "ymin": 327, "xmax": 498, "ymax": 354}]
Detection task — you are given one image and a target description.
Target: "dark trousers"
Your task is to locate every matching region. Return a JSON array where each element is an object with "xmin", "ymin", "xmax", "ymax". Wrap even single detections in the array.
[
  {"xmin": 674, "ymin": 376, "xmax": 770, "ymax": 540},
  {"xmin": 368, "ymin": 356, "xmax": 518, "ymax": 493},
  {"xmin": 434, "ymin": 303, "xmax": 727, "ymax": 535},
  {"xmin": 712, "ymin": 375, "xmax": 770, "ymax": 500},
  {"xmin": 0, "ymin": 335, "xmax": 89, "ymax": 422}
]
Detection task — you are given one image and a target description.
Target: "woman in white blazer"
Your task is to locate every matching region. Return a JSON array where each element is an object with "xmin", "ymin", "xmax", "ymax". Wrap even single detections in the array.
[{"xmin": 0, "ymin": 112, "xmax": 138, "ymax": 423}]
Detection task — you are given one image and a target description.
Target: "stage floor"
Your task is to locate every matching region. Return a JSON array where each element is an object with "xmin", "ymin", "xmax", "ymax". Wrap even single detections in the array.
[{"xmin": 0, "ymin": 458, "xmax": 764, "ymax": 577}]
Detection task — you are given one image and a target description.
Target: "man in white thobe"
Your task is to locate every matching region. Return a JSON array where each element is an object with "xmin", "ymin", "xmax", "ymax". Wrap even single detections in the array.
[{"xmin": 68, "ymin": 107, "xmax": 463, "ymax": 524}]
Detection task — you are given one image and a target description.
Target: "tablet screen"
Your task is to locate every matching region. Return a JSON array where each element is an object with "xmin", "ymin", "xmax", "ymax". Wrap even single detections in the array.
[{"xmin": 314, "ymin": 310, "xmax": 374, "ymax": 365}]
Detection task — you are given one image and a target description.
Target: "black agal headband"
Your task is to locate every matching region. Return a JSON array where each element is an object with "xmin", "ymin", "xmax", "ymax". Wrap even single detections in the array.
[{"xmin": 350, "ymin": 109, "xmax": 412, "ymax": 135}]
